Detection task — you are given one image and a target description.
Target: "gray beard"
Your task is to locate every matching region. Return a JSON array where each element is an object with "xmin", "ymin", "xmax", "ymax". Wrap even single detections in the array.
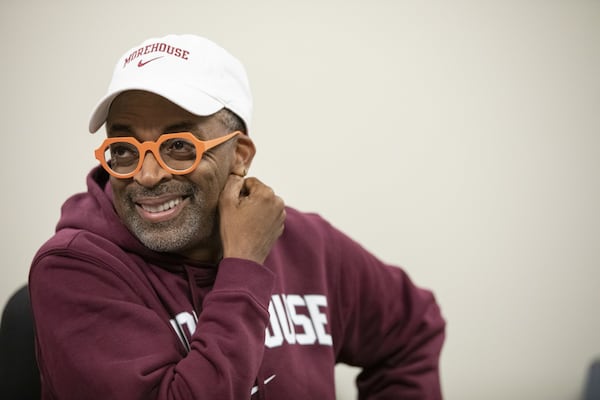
[
  {"xmin": 127, "ymin": 209, "xmax": 213, "ymax": 253},
  {"xmin": 116, "ymin": 183, "xmax": 217, "ymax": 254}
]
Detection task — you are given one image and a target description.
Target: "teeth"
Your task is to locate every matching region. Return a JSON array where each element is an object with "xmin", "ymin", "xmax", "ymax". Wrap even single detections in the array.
[{"xmin": 141, "ymin": 198, "xmax": 182, "ymax": 213}]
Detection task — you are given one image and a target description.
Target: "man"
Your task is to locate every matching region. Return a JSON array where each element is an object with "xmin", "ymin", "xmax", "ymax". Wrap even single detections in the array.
[{"xmin": 29, "ymin": 34, "xmax": 445, "ymax": 399}]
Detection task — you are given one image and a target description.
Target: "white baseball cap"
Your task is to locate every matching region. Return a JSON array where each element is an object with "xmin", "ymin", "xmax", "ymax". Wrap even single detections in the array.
[{"xmin": 88, "ymin": 34, "xmax": 252, "ymax": 133}]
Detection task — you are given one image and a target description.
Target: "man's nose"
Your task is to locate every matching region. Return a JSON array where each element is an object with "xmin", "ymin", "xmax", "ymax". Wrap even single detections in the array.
[{"xmin": 133, "ymin": 151, "xmax": 172, "ymax": 187}]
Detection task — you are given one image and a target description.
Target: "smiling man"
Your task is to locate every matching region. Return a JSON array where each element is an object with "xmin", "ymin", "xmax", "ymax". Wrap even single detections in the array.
[
  {"xmin": 29, "ymin": 34, "xmax": 445, "ymax": 399},
  {"xmin": 104, "ymin": 91, "xmax": 267, "ymax": 261}
]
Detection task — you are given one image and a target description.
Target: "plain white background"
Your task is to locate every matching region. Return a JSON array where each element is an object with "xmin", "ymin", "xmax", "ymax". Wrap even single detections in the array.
[{"xmin": 1, "ymin": 1, "xmax": 599, "ymax": 399}]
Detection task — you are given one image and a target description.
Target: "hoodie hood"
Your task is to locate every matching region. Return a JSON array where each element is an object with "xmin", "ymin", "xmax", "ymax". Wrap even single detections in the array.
[{"xmin": 56, "ymin": 166, "xmax": 205, "ymax": 269}]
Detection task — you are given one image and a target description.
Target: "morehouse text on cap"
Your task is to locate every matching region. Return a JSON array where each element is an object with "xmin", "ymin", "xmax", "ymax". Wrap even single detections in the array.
[{"xmin": 123, "ymin": 42, "xmax": 190, "ymax": 68}]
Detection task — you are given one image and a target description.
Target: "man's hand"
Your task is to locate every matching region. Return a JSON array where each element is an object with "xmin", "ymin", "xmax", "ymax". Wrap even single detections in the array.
[{"xmin": 219, "ymin": 174, "xmax": 286, "ymax": 264}]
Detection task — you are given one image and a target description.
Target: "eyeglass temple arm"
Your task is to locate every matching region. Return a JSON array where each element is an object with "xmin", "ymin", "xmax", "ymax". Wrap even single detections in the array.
[{"xmin": 202, "ymin": 131, "xmax": 240, "ymax": 150}]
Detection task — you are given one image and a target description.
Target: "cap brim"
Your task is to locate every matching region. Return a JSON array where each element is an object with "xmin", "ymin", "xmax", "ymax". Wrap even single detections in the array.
[{"xmin": 88, "ymin": 81, "xmax": 225, "ymax": 133}]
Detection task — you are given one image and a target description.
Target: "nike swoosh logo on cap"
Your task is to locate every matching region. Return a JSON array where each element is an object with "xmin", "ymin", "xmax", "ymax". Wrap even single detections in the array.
[
  {"xmin": 250, "ymin": 374, "xmax": 276, "ymax": 396},
  {"xmin": 137, "ymin": 56, "xmax": 164, "ymax": 67}
]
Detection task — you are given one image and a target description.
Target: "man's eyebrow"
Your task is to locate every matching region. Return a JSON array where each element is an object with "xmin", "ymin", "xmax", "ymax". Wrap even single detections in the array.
[
  {"xmin": 107, "ymin": 123, "xmax": 134, "ymax": 135},
  {"xmin": 164, "ymin": 122, "xmax": 200, "ymax": 133}
]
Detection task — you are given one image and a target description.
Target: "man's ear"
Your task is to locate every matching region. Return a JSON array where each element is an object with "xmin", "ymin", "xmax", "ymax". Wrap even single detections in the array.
[{"xmin": 231, "ymin": 133, "xmax": 256, "ymax": 176}]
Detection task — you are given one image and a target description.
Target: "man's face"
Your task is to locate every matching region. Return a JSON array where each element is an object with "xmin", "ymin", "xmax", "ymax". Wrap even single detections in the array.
[{"xmin": 106, "ymin": 90, "xmax": 237, "ymax": 261}]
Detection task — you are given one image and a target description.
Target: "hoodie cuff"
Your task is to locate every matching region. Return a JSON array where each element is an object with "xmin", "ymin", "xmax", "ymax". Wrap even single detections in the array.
[{"xmin": 213, "ymin": 257, "xmax": 275, "ymax": 310}]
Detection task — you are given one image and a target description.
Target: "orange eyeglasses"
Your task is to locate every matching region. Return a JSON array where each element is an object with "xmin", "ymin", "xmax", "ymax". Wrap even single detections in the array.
[{"xmin": 94, "ymin": 131, "xmax": 240, "ymax": 179}]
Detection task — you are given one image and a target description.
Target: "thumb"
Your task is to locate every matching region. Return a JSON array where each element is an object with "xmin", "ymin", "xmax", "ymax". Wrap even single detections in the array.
[{"xmin": 220, "ymin": 174, "xmax": 245, "ymax": 207}]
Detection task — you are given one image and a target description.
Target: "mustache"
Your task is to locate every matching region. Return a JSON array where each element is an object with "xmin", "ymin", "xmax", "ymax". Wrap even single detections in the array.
[{"xmin": 125, "ymin": 181, "xmax": 197, "ymax": 199}]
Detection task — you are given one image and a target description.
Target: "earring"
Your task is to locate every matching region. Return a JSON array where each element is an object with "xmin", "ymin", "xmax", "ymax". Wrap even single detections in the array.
[{"xmin": 242, "ymin": 168, "xmax": 248, "ymax": 177}]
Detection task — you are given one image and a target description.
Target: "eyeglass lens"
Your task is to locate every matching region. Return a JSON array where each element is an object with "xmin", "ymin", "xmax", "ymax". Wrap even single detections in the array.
[{"xmin": 102, "ymin": 137, "xmax": 198, "ymax": 174}]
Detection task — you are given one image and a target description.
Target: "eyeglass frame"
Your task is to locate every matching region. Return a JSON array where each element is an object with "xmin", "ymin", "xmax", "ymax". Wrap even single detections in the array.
[{"xmin": 94, "ymin": 131, "xmax": 240, "ymax": 179}]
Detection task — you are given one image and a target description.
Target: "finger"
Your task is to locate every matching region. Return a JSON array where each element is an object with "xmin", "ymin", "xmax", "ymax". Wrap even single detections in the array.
[
  {"xmin": 241, "ymin": 177, "xmax": 259, "ymax": 193},
  {"xmin": 244, "ymin": 178, "xmax": 277, "ymax": 200}
]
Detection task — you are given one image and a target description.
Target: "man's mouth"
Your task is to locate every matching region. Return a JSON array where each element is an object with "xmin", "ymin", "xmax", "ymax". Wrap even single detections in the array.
[
  {"xmin": 134, "ymin": 195, "xmax": 189, "ymax": 222},
  {"xmin": 139, "ymin": 197, "xmax": 183, "ymax": 213}
]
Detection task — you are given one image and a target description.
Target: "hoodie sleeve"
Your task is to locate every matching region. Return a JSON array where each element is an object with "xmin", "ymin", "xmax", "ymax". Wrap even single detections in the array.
[
  {"xmin": 29, "ymin": 237, "xmax": 274, "ymax": 400},
  {"xmin": 329, "ymin": 224, "xmax": 446, "ymax": 400}
]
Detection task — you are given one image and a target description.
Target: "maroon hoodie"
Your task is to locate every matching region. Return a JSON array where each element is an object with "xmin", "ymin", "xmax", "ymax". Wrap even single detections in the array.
[{"xmin": 29, "ymin": 166, "xmax": 445, "ymax": 399}]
